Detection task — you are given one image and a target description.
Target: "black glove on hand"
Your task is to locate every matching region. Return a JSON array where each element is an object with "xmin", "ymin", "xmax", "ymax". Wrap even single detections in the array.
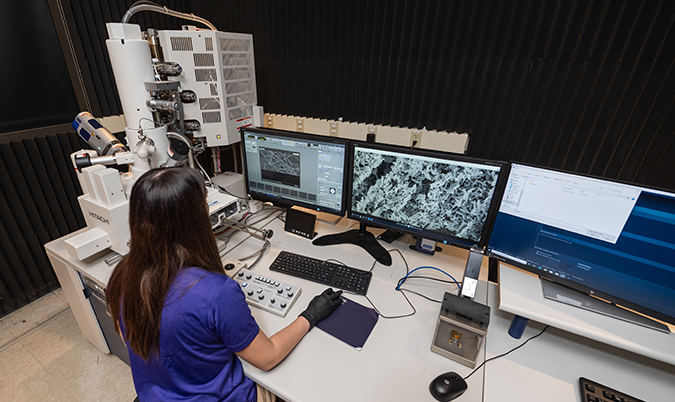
[{"xmin": 300, "ymin": 288, "xmax": 343, "ymax": 329}]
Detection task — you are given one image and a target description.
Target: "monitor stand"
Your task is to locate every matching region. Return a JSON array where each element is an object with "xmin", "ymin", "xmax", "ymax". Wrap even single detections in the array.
[
  {"xmin": 312, "ymin": 222, "xmax": 392, "ymax": 266},
  {"xmin": 540, "ymin": 279, "xmax": 670, "ymax": 333}
]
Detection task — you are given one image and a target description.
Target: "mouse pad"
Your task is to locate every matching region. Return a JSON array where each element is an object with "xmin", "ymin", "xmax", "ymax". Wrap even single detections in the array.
[{"xmin": 316, "ymin": 297, "xmax": 379, "ymax": 350}]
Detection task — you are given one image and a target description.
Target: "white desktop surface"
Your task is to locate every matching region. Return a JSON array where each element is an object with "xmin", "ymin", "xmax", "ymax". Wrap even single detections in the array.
[
  {"xmin": 223, "ymin": 212, "xmax": 488, "ymax": 402},
  {"xmin": 45, "ymin": 211, "xmax": 675, "ymax": 401},
  {"xmin": 485, "ymin": 281, "xmax": 675, "ymax": 401},
  {"xmin": 498, "ymin": 263, "xmax": 675, "ymax": 366}
]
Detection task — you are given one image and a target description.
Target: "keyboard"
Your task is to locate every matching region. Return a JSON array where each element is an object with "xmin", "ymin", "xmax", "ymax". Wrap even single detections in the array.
[
  {"xmin": 269, "ymin": 251, "xmax": 372, "ymax": 295},
  {"xmin": 579, "ymin": 377, "xmax": 644, "ymax": 402}
]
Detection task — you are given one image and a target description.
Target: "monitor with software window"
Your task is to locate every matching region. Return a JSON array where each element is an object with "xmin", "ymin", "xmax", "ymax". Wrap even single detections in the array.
[
  {"xmin": 486, "ymin": 162, "xmax": 675, "ymax": 331},
  {"xmin": 313, "ymin": 141, "xmax": 508, "ymax": 265},
  {"xmin": 240, "ymin": 127, "xmax": 349, "ymax": 216}
]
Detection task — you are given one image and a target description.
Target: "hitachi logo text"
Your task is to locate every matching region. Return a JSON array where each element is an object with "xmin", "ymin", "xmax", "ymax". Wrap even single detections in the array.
[{"xmin": 88, "ymin": 211, "xmax": 110, "ymax": 225}]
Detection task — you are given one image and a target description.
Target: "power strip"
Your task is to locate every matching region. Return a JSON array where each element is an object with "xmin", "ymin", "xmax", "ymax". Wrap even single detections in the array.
[
  {"xmin": 222, "ymin": 257, "xmax": 247, "ymax": 278},
  {"xmin": 232, "ymin": 268, "xmax": 302, "ymax": 318}
]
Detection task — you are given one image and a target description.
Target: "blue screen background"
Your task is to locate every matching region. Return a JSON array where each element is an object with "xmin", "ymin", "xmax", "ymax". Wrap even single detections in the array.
[{"xmin": 488, "ymin": 191, "xmax": 675, "ymax": 321}]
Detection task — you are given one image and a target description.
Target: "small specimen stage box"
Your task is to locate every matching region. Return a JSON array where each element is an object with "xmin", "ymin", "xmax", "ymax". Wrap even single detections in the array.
[{"xmin": 431, "ymin": 292, "xmax": 490, "ymax": 368}]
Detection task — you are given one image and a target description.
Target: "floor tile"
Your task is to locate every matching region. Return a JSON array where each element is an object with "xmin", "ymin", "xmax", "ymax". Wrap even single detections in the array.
[
  {"xmin": 0, "ymin": 321, "xmax": 16, "ymax": 349},
  {"xmin": 20, "ymin": 309, "xmax": 136, "ymax": 402},
  {"xmin": 0, "ymin": 341, "xmax": 74, "ymax": 402},
  {"xmin": 0, "ymin": 291, "xmax": 69, "ymax": 338},
  {"xmin": 52, "ymin": 287, "xmax": 68, "ymax": 303}
]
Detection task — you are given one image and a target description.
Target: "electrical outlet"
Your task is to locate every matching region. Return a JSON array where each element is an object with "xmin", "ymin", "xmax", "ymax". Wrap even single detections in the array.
[
  {"xmin": 411, "ymin": 130, "xmax": 422, "ymax": 148},
  {"xmin": 329, "ymin": 121, "xmax": 339, "ymax": 137}
]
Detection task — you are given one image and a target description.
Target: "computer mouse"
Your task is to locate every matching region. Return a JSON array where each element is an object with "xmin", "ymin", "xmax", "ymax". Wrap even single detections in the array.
[{"xmin": 429, "ymin": 371, "xmax": 468, "ymax": 401}]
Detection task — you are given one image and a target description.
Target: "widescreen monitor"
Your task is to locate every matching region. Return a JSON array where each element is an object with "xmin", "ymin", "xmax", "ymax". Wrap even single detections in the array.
[
  {"xmin": 347, "ymin": 142, "xmax": 508, "ymax": 248},
  {"xmin": 312, "ymin": 140, "xmax": 508, "ymax": 264},
  {"xmin": 240, "ymin": 127, "xmax": 349, "ymax": 216},
  {"xmin": 486, "ymin": 163, "xmax": 675, "ymax": 328}
]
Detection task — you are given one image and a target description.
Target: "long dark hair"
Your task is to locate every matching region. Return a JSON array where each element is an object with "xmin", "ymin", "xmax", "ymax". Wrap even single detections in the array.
[{"xmin": 106, "ymin": 167, "xmax": 224, "ymax": 360}]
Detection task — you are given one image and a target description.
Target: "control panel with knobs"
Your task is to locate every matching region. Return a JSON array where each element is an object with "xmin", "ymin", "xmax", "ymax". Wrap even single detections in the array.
[{"xmin": 232, "ymin": 268, "xmax": 302, "ymax": 317}]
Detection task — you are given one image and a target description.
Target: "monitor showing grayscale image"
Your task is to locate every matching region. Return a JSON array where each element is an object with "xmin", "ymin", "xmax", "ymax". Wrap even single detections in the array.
[
  {"xmin": 347, "ymin": 141, "xmax": 508, "ymax": 249},
  {"xmin": 240, "ymin": 127, "xmax": 349, "ymax": 216}
]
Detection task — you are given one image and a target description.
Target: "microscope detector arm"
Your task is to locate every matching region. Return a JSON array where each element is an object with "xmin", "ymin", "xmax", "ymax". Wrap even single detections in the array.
[{"xmin": 65, "ymin": 164, "xmax": 130, "ymax": 261}]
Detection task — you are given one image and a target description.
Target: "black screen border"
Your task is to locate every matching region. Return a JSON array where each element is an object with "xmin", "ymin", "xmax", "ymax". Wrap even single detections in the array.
[
  {"xmin": 239, "ymin": 127, "xmax": 350, "ymax": 216},
  {"xmin": 346, "ymin": 140, "xmax": 509, "ymax": 250},
  {"xmin": 485, "ymin": 161, "xmax": 675, "ymax": 327}
]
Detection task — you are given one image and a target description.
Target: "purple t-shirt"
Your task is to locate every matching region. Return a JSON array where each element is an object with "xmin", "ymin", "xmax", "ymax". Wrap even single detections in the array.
[{"xmin": 121, "ymin": 267, "xmax": 260, "ymax": 402}]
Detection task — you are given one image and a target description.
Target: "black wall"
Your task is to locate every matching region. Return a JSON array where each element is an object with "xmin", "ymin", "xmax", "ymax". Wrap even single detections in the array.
[
  {"xmin": 191, "ymin": 0, "xmax": 675, "ymax": 190},
  {"xmin": 0, "ymin": 0, "xmax": 79, "ymax": 134}
]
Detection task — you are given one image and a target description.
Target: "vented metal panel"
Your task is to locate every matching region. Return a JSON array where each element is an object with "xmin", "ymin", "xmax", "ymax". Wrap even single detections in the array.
[
  {"xmin": 199, "ymin": 98, "xmax": 221, "ymax": 110},
  {"xmin": 170, "ymin": 36, "xmax": 194, "ymax": 51},
  {"xmin": 193, "ymin": 53, "xmax": 215, "ymax": 67},
  {"xmin": 0, "ymin": 131, "xmax": 86, "ymax": 316},
  {"xmin": 195, "ymin": 68, "xmax": 218, "ymax": 82},
  {"xmin": 202, "ymin": 111, "xmax": 222, "ymax": 123}
]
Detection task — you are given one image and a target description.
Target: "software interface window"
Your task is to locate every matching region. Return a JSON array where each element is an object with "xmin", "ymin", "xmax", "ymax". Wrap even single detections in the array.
[
  {"xmin": 243, "ymin": 132, "xmax": 346, "ymax": 213},
  {"xmin": 350, "ymin": 146, "xmax": 502, "ymax": 243},
  {"xmin": 489, "ymin": 164, "xmax": 675, "ymax": 321}
]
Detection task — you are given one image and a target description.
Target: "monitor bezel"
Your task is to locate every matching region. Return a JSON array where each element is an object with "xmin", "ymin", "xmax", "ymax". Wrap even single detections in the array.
[
  {"xmin": 346, "ymin": 140, "xmax": 509, "ymax": 250},
  {"xmin": 485, "ymin": 161, "xmax": 675, "ymax": 327},
  {"xmin": 239, "ymin": 127, "xmax": 350, "ymax": 217}
]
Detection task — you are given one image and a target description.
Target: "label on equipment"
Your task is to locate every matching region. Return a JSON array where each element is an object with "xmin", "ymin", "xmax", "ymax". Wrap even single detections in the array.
[
  {"xmin": 460, "ymin": 278, "xmax": 478, "ymax": 298},
  {"xmin": 236, "ymin": 117, "xmax": 253, "ymax": 128}
]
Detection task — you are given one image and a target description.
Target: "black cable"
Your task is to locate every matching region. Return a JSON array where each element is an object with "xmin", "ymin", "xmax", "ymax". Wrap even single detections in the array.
[
  {"xmin": 397, "ymin": 288, "xmax": 443, "ymax": 303},
  {"xmin": 397, "ymin": 275, "xmax": 462, "ymax": 289},
  {"xmin": 323, "ymin": 251, "xmax": 416, "ymax": 318},
  {"xmin": 214, "ymin": 184, "xmax": 249, "ymax": 201},
  {"xmin": 463, "ymin": 325, "xmax": 550, "ymax": 380},
  {"xmin": 374, "ymin": 248, "xmax": 409, "ymax": 274},
  {"xmin": 365, "ymin": 291, "xmax": 416, "ymax": 319}
]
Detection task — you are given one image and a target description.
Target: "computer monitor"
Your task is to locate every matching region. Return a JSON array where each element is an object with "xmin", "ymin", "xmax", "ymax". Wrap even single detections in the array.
[
  {"xmin": 486, "ymin": 162, "xmax": 675, "ymax": 330},
  {"xmin": 313, "ymin": 141, "xmax": 508, "ymax": 265},
  {"xmin": 240, "ymin": 127, "xmax": 349, "ymax": 216}
]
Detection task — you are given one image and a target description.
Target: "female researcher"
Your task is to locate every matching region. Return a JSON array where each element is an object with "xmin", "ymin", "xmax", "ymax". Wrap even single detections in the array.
[{"xmin": 106, "ymin": 167, "xmax": 342, "ymax": 401}]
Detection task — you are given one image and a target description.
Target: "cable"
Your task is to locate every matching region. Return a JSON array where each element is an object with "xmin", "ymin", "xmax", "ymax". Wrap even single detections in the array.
[
  {"xmin": 396, "ymin": 288, "xmax": 443, "ymax": 303},
  {"xmin": 246, "ymin": 208, "xmax": 283, "ymax": 226},
  {"xmin": 463, "ymin": 325, "xmax": 550, "ymax": 380},
  {"xmin": 213, "ymin": 211, "xmax": 249, "ymax": 236},
  {"xmin": 214, "ymin": 183, "xmax": 250, "ymax": 200},
  {"xmin": 354, "ymin": 249, "xmax": 417, "ymax": 319},
  {"xmin": 122, "ymin": 2, "xmax": 217, "ymax": 30},
  {"xmin": 399, "ymin": 275, "xmax": 461, "ymax": 287},
  {"xmin": 238, "ymin": 239, "xmax": 270, "ymax": 261},
  {"xmin": 365, "ymin": 292, "xmax": 416, "ymax": 319},
  {"xmin": 194, "ymin": 159, "xmax": 213, "ymax": 185},
  {"xmin": 242, "ymin": 239, "xmax": 270, "ymax": 269},
  {"xmin": 397, "ymin": 266, "xmax": 461, "ymax": 290}
]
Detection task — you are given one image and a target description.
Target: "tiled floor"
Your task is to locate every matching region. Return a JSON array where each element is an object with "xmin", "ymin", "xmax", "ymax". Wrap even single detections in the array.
[{"xmin": 0, "ymin": 289, "xmax": 137, "ymax": 402}]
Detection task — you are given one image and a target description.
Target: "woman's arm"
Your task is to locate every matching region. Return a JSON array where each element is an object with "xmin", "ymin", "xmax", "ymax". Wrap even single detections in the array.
[
  {"xmin": 235, "ymin": 288, "xmax": 343, "ymax": 371},
  {"xmin": 235, "ymin": 316, "xmax": 310, "ymax": 371}
]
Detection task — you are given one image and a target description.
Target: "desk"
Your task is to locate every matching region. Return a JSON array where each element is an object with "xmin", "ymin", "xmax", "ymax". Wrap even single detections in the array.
[
  {"xmin": 222, "ymin": 212, "xmax": 489, "ymax": 402},
  {"xmin": 490, "ymin": 264, "xmax": 675, "ymax": 401},
  {"xmin": 498, "ymin": 263, "xmax": 675, "ymax": 365},
  {"xmin": 45, "ymin": 212, "xmax": 675, "ymax": 401}
]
